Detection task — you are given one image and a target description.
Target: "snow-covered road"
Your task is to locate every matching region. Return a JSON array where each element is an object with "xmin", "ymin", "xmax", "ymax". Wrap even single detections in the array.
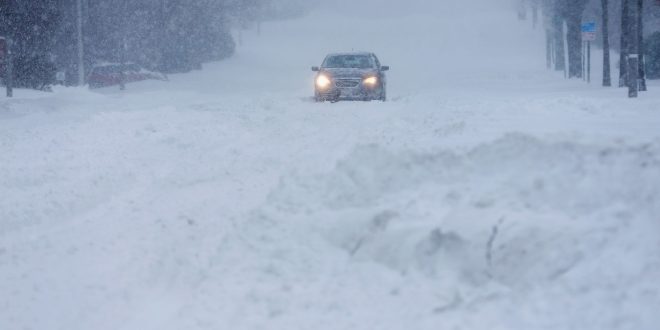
[{"xmin": 1, "ymin": 2, "xmax": 660, "ymax": 330}]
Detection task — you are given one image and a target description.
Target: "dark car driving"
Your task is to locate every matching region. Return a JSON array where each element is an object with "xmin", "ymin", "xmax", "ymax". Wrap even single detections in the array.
[{"xmin": 312, "ymin": 52, "xmax": 388, "ymax": 102}]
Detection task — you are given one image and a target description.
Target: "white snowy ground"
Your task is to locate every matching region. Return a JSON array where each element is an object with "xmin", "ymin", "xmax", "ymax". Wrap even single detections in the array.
[{"xmin": 1, "ymin": 1, "xmax": 660, "ymax": 330}]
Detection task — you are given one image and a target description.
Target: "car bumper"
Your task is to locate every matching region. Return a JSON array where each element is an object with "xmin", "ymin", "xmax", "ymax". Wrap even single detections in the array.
[{"xmin": 315, "ymin": 86, "xmax": 383, "ymax": 101}]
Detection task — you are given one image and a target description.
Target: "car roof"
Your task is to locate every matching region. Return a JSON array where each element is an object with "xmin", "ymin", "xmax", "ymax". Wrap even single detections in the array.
[{"xmin": 325, "ymin": 52, "xmax": 374, "ymax": 57}]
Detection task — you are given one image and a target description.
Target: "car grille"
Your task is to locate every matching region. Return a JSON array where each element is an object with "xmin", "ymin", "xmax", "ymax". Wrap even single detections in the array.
[{"xmin": 335, "ymin": 79, "xmax": 360, "ymax": 88}]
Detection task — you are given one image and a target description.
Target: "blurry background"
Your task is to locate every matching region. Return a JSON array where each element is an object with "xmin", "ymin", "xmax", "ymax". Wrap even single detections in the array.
[{"xmin": 0, "ymin": 0, "xmax": 658, "ymax": 88}]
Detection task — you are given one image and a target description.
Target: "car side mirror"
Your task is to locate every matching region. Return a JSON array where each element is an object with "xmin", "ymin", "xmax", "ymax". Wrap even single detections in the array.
[
  {"xmin": 311, "ymin": 66, "xmax": 320, "ymax": 72},
  {"xmin": 381, "ymin": 66, "xmax": 390, "ymax": 71}
]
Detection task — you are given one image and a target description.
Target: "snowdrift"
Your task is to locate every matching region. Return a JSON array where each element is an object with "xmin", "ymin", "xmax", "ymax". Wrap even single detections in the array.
[{"xmin": 244, "ymin": 134, "xmax": 660, "ymax": 329}]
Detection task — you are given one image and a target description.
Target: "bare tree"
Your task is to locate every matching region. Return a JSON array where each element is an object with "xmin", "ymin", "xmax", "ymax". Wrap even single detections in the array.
[
  {"xmin": 552, "ymin": 11, "xmax": 566, "ymax": 72},
  {"xmin": 619, "ymin": 0, "xmax": 630, "ymax": 87},
  {"xmin": 562, "ymin": 0, "xmax": 588, "ymax": 79},
  {"xmin": 602, "ymin": 0, "xmax": 611, "ymax": 86},
  {"xmin": 627, "ymin": 0, "xmax": 639, "ymax": 97},
  {"xmin": 637, "ymin": 0, "xmax": 646, "ymax": 91}
]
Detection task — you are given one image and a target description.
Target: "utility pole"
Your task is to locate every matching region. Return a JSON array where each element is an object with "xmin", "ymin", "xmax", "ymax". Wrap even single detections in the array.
[
  {"xmin": 601, "ymin": 0, "xmax": 611, "ymax": 87},
  {"xmin": 76, "ymin": 0, "xmax": 85, "ymax": 86}
]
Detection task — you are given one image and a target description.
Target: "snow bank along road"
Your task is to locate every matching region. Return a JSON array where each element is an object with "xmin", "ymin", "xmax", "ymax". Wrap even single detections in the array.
[{"xmin": 2, "ymin": 2, "xmax": 660, "ymax": 330}]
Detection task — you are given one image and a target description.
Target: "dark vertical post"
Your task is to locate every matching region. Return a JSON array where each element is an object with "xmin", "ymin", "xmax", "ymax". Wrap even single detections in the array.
[
  {"xmin": 582, "ymin": 41, "xmax": 586, "ymax": 80},
  {"xmin": 601, "ymin": 0, "xmax": 611, "ymax": 86},
  {"xmin": 119, "ymin": 39, "xmax": 126, "ymax": 91},
  {"xmin": 628, "ymin": 55, "xmax": 639, "ymax": 97},
  {"xmin": 564, "ymin": 22, "xmax": 568, "ymax": 79},
  {"xmin": 587, "ymin": 41, "xmax": 591, "ymax": 83},
  {"xmin": 159, "ymin": 0, "xmax": 167, "ymax": 72},
  {"xmin": 76, "ymin": 0, "xmax": 85, "ymax": 86},
  {"xmin": 553, "ymin": 15, "xmax": 565, "ymax": 72},
  {"xmin": 619, "ymin": 0, "xmax": 629, "ymax": 87},
  {"xmin": 5, "ymin": 2, "xmax": 14, "ymax": 98},
  {"xmin": 627, "ymin": 0, "xmax": 638, "ymax": 97},
  {"xmin": 6, "ymin": 38, "xmax": 13, "ymax": 98},
  {"xmin": 118, "ymin": 0, "xmax": 127, "ymax": 90},
  {"xmin": 546, "ymin": 30, "xmax": 552, "ymax": 69},
  {"xmin": 637, "ymin": 0, "xmax": 646, "ymax": 91}
]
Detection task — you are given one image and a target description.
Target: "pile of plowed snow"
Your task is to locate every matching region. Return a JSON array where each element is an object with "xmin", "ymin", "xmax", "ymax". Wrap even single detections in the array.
[{"xmin": 244, "ymin": 134, "xmax": 660, "ymax": 328}]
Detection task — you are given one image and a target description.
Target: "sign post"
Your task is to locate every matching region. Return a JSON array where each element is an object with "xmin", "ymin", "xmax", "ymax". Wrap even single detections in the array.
[
  {"xmin": 581, "ymin": 22, "xmax": 596, "ymax": 84},
  {"xmin": 582, "ymin": 41, "xmax": 586, "ymax": 81}
]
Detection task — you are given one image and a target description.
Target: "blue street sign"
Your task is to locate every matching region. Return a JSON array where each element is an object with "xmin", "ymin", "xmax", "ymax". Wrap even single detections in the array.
[
  {"xmin": 581, "ymin": 22, "xmax": 596, "ymax": 33},
  {"xmin": 582, "ymin": 22, "xmax": 597, "ymax": 41}
]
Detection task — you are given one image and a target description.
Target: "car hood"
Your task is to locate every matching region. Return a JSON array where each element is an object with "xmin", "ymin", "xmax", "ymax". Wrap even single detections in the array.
[{"xmin": 321, "ymin": 68, "xmax": 377, "ymax": 79}]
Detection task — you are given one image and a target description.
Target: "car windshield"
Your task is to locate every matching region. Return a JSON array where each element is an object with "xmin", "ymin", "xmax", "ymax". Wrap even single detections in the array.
[{"xmin": 323, "ymin": 55, "xmax": 374, "ymax": 69}]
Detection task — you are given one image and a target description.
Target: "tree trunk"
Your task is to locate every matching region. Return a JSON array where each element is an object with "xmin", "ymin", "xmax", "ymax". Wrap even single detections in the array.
[
  {"xmin": 553, "ymin": 14, "xmax": 565, "ymax": 72},
  {"xmin": 77, "ymin": 0, "xmax": 85, "ymax": 86},
  {"xmin": 619, "ymin": 0, "xmax": 630, "ymax": 87},
  {"xmin": 563, "ymin": 0, "xmax": 587, "ymax": 79},
  {"xmin": 637, "ymin": 0, "xmax": 646, "ymax": 91},
  {"xmin": 602, "ymin": 0, "xmax": 611, "ymax": 86},
  {"xmin": 566, "ymin": 15, "xmax": 583, "ymax": 78},
  {"xmin": 627, "ymin": 0, "xmax": 639, "ymax": 96},
  {"xmin": 159, "ymin": 0, "xmax": 168, "ymax": 72}
]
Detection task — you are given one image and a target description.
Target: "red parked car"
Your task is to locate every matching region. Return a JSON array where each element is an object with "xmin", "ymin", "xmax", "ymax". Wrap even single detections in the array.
[{"xmin": 87, "ymin": 63, "xmax": 167, "ymax": 89}]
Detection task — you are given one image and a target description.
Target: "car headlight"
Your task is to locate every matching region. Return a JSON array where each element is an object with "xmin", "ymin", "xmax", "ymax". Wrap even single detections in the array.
[
  {"xmin": 363, "ymin": 76, "xmax": 378, "ymax": 86},
  {"xmin": 316, "ymin": 75, "xmax": 332, "ymax": 89}
]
